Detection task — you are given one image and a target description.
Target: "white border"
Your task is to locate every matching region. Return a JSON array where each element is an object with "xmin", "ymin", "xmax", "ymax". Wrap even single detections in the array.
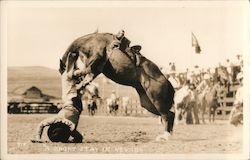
[{"xmin": 1, "ymin": 1, "xmax": 249, "ymax": 160}]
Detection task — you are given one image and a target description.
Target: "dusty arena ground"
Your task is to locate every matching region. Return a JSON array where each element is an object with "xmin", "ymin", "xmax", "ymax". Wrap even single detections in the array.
[{"xmin": 8, "ymin": 114, "xmax": 242, "ymax": 154}]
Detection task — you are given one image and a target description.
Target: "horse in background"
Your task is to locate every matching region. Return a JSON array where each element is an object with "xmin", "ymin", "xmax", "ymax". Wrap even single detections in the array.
[
  {"xmin": 196, "ymin": 78, "xmax": 222, "ymax": 123},
  {"xmin": 203, "ymin": 82, "xmax": 222, "ymax": 122},
  {"xmin": 106, "ymin": 96, "xmax": 119, "ymax": 115},
  {"xmin": 122, "ymin": 96, "xmax": 130, "ymax": 116},
  {"xmin": 84, "ymin": 83, "xmax": 100, "ymax": 116}
]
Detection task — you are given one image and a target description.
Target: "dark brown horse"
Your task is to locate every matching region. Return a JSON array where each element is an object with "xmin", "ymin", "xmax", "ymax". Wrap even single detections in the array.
[{"xmin": 59, "ymin": 32, "xmax": 175, "ymax": 141}]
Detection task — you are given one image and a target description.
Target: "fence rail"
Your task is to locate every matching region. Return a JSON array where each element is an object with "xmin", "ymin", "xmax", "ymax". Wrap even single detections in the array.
[
  {"xmin": 217, "ymin": 84, "xmax": 239, "ymax": 117},
  {"xmin": 8, "ymin": 102, "xmax": 59, "ymax": 114}
]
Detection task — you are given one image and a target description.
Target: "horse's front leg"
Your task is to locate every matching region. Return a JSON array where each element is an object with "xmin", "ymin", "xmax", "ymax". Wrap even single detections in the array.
[
  {"xmin": 208, "ymin": 107, "xmax": 212, "ymax": 123},
  {"xmin": 201, "ymin": 102, "xmax": 206, "ymax": 124}
]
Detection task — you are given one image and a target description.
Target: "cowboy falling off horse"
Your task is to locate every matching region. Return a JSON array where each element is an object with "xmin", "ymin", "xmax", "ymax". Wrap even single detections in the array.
[{"xmin": 31, "ymin": 29, "xmax": 176, "ymax": 143}]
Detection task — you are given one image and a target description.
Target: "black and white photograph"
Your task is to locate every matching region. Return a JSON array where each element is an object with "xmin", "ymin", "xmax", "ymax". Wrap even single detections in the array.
[{"xmin": 1, "ymin": 1, "xmax": 249, "ymax": 160}]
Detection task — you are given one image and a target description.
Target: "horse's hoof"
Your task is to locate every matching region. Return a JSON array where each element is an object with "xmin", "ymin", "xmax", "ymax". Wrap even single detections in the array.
[{"xmin": 155, "ymin": 132, "xmax": 171, "ymax": 141}]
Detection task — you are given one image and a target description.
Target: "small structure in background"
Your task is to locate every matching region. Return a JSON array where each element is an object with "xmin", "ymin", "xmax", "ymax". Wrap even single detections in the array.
[
  {"xmin": 8, "ymin": 85, "xmax": 60, "ymax": 114},
  {"xmin": 23, "ymin": 86, "xmax": 54, "ymax": 101}
]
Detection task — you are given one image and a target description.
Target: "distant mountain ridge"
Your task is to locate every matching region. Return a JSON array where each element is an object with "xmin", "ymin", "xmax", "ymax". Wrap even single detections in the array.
[{"xmin": 8, "ymin": 66, "xmax": 62, "ymax": 98}]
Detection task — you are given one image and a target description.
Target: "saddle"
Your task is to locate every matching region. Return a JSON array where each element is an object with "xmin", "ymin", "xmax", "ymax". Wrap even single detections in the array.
[
  {"xmin": 130, "ymin": 45, "xmax": 141, "ymax": 54},
  {"xmin": 125, "ymin": 46, "xmax": 143, "ymax": 66},
  {"xmin": 109, "ymin": 40, "xmax": 143, "ymax": 66}
]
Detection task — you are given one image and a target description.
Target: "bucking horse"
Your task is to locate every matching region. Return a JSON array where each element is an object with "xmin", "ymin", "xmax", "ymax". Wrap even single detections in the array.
[{"xmin": 59, "ymin": 32, "xmax": 175, "ymax": 141}]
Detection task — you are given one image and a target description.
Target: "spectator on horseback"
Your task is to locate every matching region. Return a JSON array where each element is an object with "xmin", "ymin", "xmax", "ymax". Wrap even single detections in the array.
[
  {"xmin": 187, "ymin": 82, "xmax": 200, "ymax": 124},
  {"xmin": 196, "ymin": 73, "xmax": 210, "ymax": 94},
  {"xmin": 168, "ymin": 69, "xmax": 181, "ymax": 90},
  {"xmin": 110, "ymin": 91, "xmax": 118, "ymax": 105},
  {"xmin": 229, "ymin": 71, "xmax": 243, "ymax": 126},
  {"xmin": 107, "ymin": 91, "xmax": 119, "ymax": 115},
  {"xmin": 112, "ymin": 29, "xmax": 142, "ymax": 66},
  {"xmin": 84, "ymin": 82, "xmax": 99, "ymax": 116},
  {"xmin": 184, "ymin": 83, "xmax": 197, "ymax": 124}
]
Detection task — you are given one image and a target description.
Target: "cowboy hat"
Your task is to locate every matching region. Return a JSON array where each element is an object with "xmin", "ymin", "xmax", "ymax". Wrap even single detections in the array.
[{"xmin": 47, "ymin": 122, "xmax": 71, "ymax": 142}]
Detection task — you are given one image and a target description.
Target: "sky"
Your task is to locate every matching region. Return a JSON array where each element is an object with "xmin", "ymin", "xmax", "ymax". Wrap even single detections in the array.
[{"xmin": 5, "ymin": 1, "xmax": 248, "ymax": 72}]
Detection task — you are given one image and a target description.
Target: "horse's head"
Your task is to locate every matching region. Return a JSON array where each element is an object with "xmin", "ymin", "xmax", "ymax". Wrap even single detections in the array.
[
  {"xmin": 59, "ymin": 33, "xmax": 115, "ymax": 76},
  {"xmin": 59, "ymin": 51, "xmax": 87, "ymax": 79}
]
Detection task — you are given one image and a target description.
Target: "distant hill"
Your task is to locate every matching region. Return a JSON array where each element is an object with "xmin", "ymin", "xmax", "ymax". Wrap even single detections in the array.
[
  {"xmin": 7, "ymin": 66, "xmax": 138, "ymax": 100},
  {"xmin": 8, "ymin": 66, "xmax": 62, "ymax": 98}
]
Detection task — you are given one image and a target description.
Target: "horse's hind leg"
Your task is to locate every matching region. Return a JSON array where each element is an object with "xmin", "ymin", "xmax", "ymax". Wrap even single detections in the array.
[
  {"xmin": 166, "ymin": 111, "xmax": 175, "ymax": 133},
  {"xmin": 156, "ymin": 110, "xmax": 175, "ymax": 141}
]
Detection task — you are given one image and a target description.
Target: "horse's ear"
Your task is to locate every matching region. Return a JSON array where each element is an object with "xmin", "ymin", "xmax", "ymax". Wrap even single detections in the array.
[{"xmin": 59, "ymin": 59, "xmax": 66, "ymax": 75}]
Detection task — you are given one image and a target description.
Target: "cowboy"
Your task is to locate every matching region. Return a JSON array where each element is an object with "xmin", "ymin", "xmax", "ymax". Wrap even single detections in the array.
[
  {"xmin": 112, "ymin": 30, "xmax": 142, "ymax": 66},
  {"xmin": 229, "ymin": 71, "xmax": 243, "ymax": 126},
  {"xmin": 186, "ymin": 83, "xmax": 200, "ymax": 124},
  {"xmin": 115, "ymin": 30, "xmax": 130, "ymax": 52},
  {"xmin": 196, "ymin": 73, "xmax": 210, "ymax": 94},
  {"xmin": 31, "ymin": 68, "xmax": 85, "ymax": 143},
  {"xmin": 168, "ymin": 69, "xmax": 181, "ymax": 90},
  {"xmin": 184, "ymin": 83, "xmax": 196, "ymax": 124}
]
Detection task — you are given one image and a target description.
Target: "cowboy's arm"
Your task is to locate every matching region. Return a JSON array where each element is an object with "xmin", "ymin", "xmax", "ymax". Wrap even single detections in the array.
[
  {"xmin": 76, "ymin": 73, "xmax": 95, "ymax": 90},
  {"xmin": 36, "ymin": 117, "xmax": 57, "ymax": 139},
  {"xmin": 76, "ymin": 53, "xmax": 105, "ymax": 90}
]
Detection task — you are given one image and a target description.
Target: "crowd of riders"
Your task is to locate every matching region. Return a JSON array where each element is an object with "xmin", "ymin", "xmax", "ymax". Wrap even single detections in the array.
[{"xmin": 161, "ymin": 54, "xmax": 243, "ymax": 126}]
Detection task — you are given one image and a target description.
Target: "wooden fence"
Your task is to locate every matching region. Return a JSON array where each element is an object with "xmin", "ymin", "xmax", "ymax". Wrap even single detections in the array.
[
  {"xmin": 8, "ymin": 102, "xmax": 59, "ymax": 114},
  {"xmin": 217, "ymin": 84, "xmax": 239, "ymax": 117}
]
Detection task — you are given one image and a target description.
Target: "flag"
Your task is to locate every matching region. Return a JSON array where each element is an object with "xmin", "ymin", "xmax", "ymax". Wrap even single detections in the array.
[{"xmin": 191, "ymin": 32, "xmax": 201, "ymax": 54}]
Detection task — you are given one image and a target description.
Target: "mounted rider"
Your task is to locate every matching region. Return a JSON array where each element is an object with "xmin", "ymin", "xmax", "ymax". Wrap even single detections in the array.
[
  {"xmin": 111, "ymin": 29, "xmax": 142, "ymax": 66},
  {"xmin": 168, "ymin": 69, "xmax": 181, "ymax": 90}
]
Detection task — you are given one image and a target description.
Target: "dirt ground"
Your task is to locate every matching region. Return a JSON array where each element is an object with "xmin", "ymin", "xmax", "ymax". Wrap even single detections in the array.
[{"xmin": 7, "ymin": 114, "xmax": 242, "ymax": 154}]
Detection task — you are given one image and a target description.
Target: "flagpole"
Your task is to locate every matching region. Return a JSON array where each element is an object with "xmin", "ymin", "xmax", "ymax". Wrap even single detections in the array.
[{"xmin": 191, "ymin": 32, "xmax": 202, "ymax": 69}]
